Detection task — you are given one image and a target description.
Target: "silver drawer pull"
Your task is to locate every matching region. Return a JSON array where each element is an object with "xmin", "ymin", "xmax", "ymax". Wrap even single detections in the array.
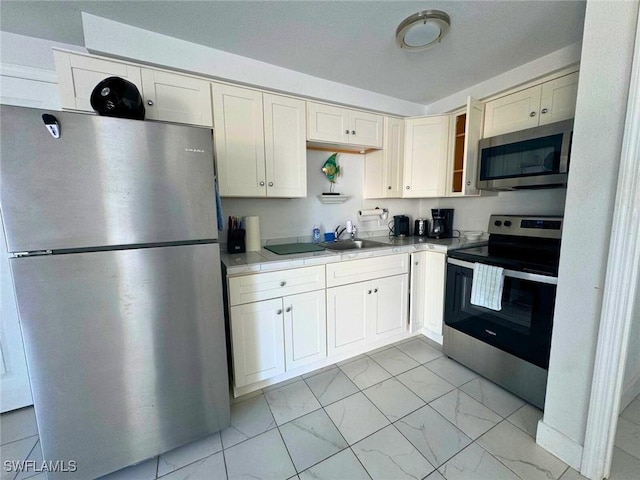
[
  {"xmin": 280, "ymin": 281, "xmax": 287, "ymax": 287},
  {"xmin": 276, "ymin": 309, "xmax": 282, "ymax": 315},
  {"xmin": 374, "ymin": 288, "xmax": 378, "ymax": 293},
  {"xmin": 285, "ymin": 307, "xmax": 291, "ymax": 313}
]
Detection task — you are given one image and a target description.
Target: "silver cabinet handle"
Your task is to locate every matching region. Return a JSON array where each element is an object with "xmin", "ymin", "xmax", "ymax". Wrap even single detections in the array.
[
  {"xmin": 529, "ymin": 111, "xmax": 536, "ymax": 117},
  {"xmin": 388, "ymin": 186, "xmax": 392, "ymax": 190},
  {"xmin": 414, "ymin": 262, "xmax": 419, "ymax": 265},
  {"xmin": 280, "ymin": 281, "xmax": 286, "ymax": 287},
  {"xmin": 466, "ymin": 181, "xmax": 471, "ymax": 186},
  {"xmin": 351, "ymin": 130, "xmax": 356, "ymax": 135},
  {"xmin": 406, "ymin": 186, "xmax": 410, "ymax": 190},
  {"xmin": 268, "ymin": 182, "xmax": 274, "ymax": 187},
  {"xmin": 259, "ymin": 181, "xmax": 265, "ymax": 186},
  {"xmin": 285, "ymin": 307, "xmax": 291, "ymax": 313},
  {"xmin": 147, "ymin": 100, "xmax": 154, "ymax": 106},
  {"xmin": 345, "ymin": 129, "xmax": 350, "ymax": 134},
  {"xmin": 541, "ymin": 108, "xmax": 549, "ymax": 114},
  {"xmin": 276, "ymin": 309, "xmax": 282, "ymax": 315},
  {"xmin": 368, "ymin": 290, "xmax": 372, "ymax": 294},
  {"xmin": 374, "ymin": 288, "xmax": 378, "ymax": 293}
]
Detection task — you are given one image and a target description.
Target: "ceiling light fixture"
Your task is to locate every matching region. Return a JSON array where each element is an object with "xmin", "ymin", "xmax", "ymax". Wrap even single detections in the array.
[{"xmin": 396, "ymin": 10, "xmax": 450, "ymax": 51}]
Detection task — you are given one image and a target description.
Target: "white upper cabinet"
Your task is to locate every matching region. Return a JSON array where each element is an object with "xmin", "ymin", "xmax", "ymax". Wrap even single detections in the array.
[
  {"xmin": 54, "ymin": 50, "xmax": 143, "ymax": 112},
  {"xmin": 263, "ymin": 94, "xmax": 307, "ymax": 197},
  {"xmin": 54, "ymin": 50, "xmax": 212, "ymax": 127},
  {"xmin": 483, "ymin": 72, "xmax": 578, "ymax": 138},
  {"xmin": 364, "ymin": 116, "xmax": 404, "ymax": 198},
  {"xmin": 447, "ymin": 97, "xmax": 484, "ymax": 197},
  {"xmin": 140, "ymin": 69, "xmax": 212, "ymax": 126},
  {"xmin": 307, "ymin": 102, "xmax": 383, "ymax": 148},
  {"xmin": 213, "ymin": 83, "xmax": 266, "ymax": 197},
  {"xmin": 214, "ymin": 84, "xmax": 307, "ymax": 198},
  {"xmin": 403, "ymin": 115, "xmax": 450, "ymax": 198}
]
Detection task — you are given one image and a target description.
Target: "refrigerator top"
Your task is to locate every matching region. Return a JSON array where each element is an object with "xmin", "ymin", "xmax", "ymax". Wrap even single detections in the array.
[{"xmin": 0, "ymin": 106, "xmax": 218, "ymax": 253}]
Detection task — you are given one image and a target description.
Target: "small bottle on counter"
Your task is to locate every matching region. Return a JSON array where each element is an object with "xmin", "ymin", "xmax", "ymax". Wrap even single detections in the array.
[{"xmin": 312, "ymin": 226, "xmax": 320, "ymax": 243}]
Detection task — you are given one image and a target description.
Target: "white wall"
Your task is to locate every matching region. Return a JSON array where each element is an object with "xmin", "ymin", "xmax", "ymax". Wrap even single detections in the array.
[{"xmin": 538, "ymin": 0, "xmax": 639, "ymax": 467}]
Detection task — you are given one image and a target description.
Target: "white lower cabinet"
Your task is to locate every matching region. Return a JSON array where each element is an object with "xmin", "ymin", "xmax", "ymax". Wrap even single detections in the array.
[
  {"xmin": 230, "ymin": 298, "xmax": 285, "ymax": 388},
  {"xmin": 410, "ymin": 251, "xmax": 446, "ymax": 340},
  {"xmin": 327, "ymin": 273, "xmax": 409, "ymax": 357},
  {"xmin": 284, "ymin": 290, "xmax": 327, "ymax": 370}
]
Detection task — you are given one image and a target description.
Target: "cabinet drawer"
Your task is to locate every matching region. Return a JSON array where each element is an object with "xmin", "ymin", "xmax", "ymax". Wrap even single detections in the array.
[
  {"xmin": 229, "ymin": 265, "xmax": 325, "ymax": 305},
  {"xmin": 326, "ymin": 254, "xmax": 409, "ymax": 287}
]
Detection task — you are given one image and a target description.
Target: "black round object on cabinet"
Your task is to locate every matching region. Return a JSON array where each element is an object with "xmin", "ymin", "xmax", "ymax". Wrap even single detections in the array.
[{"xmin": 90, "ymin": 77, "xmax": 145, "ymax": 120}]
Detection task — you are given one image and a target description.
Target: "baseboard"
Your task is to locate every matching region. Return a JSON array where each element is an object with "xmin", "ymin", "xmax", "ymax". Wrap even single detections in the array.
[
  {"xmin": 620, "ymin": 371, "xmax": 640, "ymax": 411},
  {"xmin": 536, "ymin": 420, "xmax": 583, "ymax": 470},
  {"xmin": 421, "ymin": 328, "xmax": 443, "ymax": 346}
]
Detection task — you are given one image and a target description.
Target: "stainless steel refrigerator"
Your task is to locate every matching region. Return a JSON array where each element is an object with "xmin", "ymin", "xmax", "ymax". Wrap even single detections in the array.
[{"xmin": 0, "ymin": 106, "xmax": 230, "ymax": 479}]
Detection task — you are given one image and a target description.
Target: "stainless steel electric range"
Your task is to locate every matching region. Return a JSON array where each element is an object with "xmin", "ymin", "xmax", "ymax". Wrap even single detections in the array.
[{"xmin": 444, "ymin": 215, "xmax": 563, "ymax": 408}]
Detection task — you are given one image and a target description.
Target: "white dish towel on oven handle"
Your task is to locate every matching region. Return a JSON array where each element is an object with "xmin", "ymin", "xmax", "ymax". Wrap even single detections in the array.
[{"xmin": 470, "ymin": 263, "xmax": 505, "ymax": 311}]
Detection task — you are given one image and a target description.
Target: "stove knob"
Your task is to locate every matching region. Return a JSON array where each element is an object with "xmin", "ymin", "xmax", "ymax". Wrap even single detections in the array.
[
  {"xmin": 494, "ymin": 220, "xmax": 502, "ymax": 227},
  {"xmin": 504, "ymin": 221, "xmax": 512, "ymax": 227}
]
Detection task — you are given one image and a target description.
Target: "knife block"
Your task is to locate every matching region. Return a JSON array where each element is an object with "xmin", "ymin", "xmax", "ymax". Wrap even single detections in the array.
[{"xmin": 227, "ymin": 229, "xmax": 246, "ymax": 254}]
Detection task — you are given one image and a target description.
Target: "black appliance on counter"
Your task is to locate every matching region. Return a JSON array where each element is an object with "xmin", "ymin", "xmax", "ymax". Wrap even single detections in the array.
[
  {"xmin": 444, "ymin": 214, "xmax": 563, "ymax": 408},
  {"xmin": 414, "ymin": 219, "xmax": 429, "ymax": 237},
  {"xmin": 428, "ymin": 208, "xmax": 454, "ymax": 238},
  {"xmin": 391, "ymin": 215, "xmax": 411, "ymax": 237},
  {"xmin": 90, "ymin": 76, "xmax": 146, "ymax": 120}
]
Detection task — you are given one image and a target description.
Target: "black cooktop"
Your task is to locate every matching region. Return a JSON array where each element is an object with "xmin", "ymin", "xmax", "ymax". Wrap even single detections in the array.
[{"xmin": 448, "ymin": 245, "xmax": 560, "ymax": 276}]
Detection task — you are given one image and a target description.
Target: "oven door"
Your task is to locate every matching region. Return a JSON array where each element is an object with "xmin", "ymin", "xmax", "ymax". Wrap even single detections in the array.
[{"xmin": 444, "ymin": 259, "xmax": 556, "ymax": 369}]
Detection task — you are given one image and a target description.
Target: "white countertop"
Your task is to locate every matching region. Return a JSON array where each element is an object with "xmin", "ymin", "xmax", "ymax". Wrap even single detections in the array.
[{"xmin": 221, "ymin": 235, "xmax": 487, "ymax": 275}]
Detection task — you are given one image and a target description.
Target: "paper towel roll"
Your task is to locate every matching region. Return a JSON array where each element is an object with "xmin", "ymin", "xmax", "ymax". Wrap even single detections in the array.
[
  {"xmin": 358, "ymin": 208, "xmax": 382, "ymax": 217},
  {"xmin": 244, "ymin": 216, "xmax": 261, "ymax": 252}
]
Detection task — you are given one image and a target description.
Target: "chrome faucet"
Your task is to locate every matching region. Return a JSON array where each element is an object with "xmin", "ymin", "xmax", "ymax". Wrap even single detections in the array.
[
  {"xmin": 350, "ymin": 225, "xmax": 358, "ymax": 240},
  {"xmin": 335, "ymin": 225, "xmax": 347, "ymax": 240}
]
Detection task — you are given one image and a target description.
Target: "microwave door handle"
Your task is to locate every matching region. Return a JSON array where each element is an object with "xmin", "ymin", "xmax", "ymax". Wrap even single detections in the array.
[
  {"xmin": 559, "ymin": 131, "xmax": 572, "ymax": 173},
  {"xmin": 447, "ymin": 258, "xmax": 558, "ymax": 285}
]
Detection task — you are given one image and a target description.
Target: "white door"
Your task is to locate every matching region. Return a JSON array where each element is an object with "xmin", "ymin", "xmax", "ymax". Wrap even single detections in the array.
[
  {"xmin": 384, "ymin": 116, "xmax": 405, "ymax": 197},
  {"xmin": 349, "ymin": 110, "xmax": 383, "ymax": 148},
  {"xmin": 307, "ymin": 102, "xmax": 349, "ymax": 144},
  {"xmin": 263, "ymin": 94, "xmax": 307, "ymax": 197},
  {"xmin": 230, "ymin": 298, "xmax": 285, "ymax": 387},
  {"xmin": 141, "ymin": 69, "xmax": 212, "ymax": 126},
  {"xmin": 213, "ymin": 84, "xmax": 266, "ymax": 197},
  {"xmin": 54, "ymin": 51, "xmax": 143, "ymax": 112},
  {"xmin": 0, "ymin": 224, "xmax": 33, "ymax": 412},
  {"xmin": 483, "ymin": 85, "xmax": 542, "ymax": 137},
  {"xmin": 403, "ymin": 115, "xmax": 449, "ymax": 198},
  {"xmin": 326, "ymin": 282, "xmax": 369, "ymax": 356},
  {"xmin": 371, "ymin": 274, "xmax": 409, "ymax": 341},
  {"xmin": 283, "ymin": 290, "xmax": 327, "ymax": 370},
  {"xmin": 363, "ymin": 149, "xmax": 385, "ymax": 199},
  {"xmin": 409, "ymin": 252, "xmax": 426, "ymax": 334},
  {"xmin": 460, "ymin": 97, "xmax": 484, "ymax": 196},
  {"xmin": 538, "ymin": 72, "xmax": 579, "ymax": 126},
  {"xmin": 422, "ymin": 252, "xmax": 446, "ymax": 336}
]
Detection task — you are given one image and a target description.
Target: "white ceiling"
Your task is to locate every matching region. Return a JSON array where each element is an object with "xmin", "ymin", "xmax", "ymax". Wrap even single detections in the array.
[{"xmin": 0, "ymin": 1, "xmax": 586, "ymax": 105}]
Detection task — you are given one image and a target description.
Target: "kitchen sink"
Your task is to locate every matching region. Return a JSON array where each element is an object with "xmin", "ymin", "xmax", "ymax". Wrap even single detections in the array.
[{"xmin": 320, "ymin": 239, "xmax": 387, "ymax": 251}]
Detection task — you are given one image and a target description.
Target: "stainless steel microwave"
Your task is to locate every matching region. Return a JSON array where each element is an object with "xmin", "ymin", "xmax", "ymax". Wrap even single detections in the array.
[{"xmin": 477, "ymin": 119, "xmax": 573, "ymax": 191}]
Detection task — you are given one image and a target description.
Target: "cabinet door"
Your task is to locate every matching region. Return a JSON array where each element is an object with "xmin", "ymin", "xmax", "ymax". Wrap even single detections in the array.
[
  {"xmin": 140, "ymin": 69, "xmax": 212, "ymax": 126},
  {"xmin": 483, "ymin": 85, "xmax": 542, "ymax": 138},
  {"xmin": 403, "ymin": 115, "xmax": 449, "ymax": 198},
  {"xmin": 422, "ymin": 251, "xmax": 446, "ymax": 336},
  {"xmin": 263, "ymin": 94, "xmax": 307, "ymax": 197},
  {"xmin": 230, "ymin": 298, "xmax": 285, "ymax": 387},
  {"xmin": 349, "ymin": 111, "xmax": 383, "ymax": 148},
  {"xmin": 363, "ymin": 116, "xmax": 404, "ymax": 198},
  {"xmin": 371, "ymin": 274, "xmax": 408, "ymax": 342},
  {"xmin": 448, "ymin": 97, "xmax": 484, "ymax": 197},
  {"xmin": 54, "ymin": 51, "xmax": 143, "ymax": 112},
  {"xmin": 409, "ymin": 252, "xmax": 426, "ymax": 334},
  {"xmin": 326, "ymin": 282, "xmax": 369, "ymax": 356},
  {"xmin": 307, "ymin": 102, "xmax": 349, "ymax": 144},
  {"xmin": 283, "ymin": 290, "xmax": 327, "ymax": 370},
  {"xmin": 213, "ymin": 84, "xmax": 266, "ymax": 197},
  {"xmin": 538, "ymin": 72, "xmax": 579, "ymax": 126}
]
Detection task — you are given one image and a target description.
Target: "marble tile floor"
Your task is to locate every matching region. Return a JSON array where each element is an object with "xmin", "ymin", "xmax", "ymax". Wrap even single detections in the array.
[{"xmin": 1, "ymin": 335, "xmax": 638, "ymax": 480}]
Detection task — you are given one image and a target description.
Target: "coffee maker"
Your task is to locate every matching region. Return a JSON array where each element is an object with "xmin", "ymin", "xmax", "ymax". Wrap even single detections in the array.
[{"xmin": 428, "ymin": 209, "xmax": 454, "ymax": 239}]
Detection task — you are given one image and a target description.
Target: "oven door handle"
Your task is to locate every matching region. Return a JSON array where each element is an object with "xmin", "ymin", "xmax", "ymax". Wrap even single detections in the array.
[{"xmin": 447, "ymin": 258, "xmax": 558, "ymax": 285}]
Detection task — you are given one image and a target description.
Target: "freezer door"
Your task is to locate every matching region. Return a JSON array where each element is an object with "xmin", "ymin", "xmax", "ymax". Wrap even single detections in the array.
[
  {"xmin": 0, "ymin": 105, "xmax": 218, "ymax": 253},
  {"xmin": 11, "ymin": 244, "xmax": 229, "ymax": 480}
]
